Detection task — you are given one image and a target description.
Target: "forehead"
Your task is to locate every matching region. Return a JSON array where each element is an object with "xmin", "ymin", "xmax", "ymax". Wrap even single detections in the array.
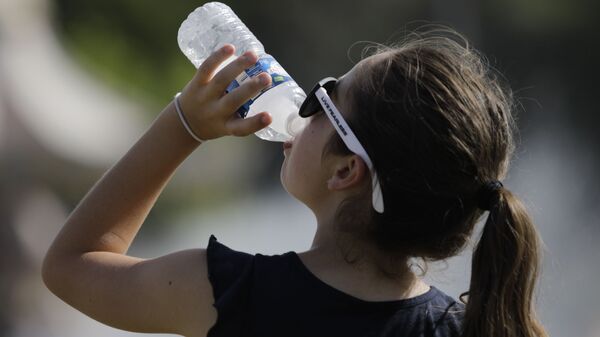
[
  {"xmin": 332, "ymin": 52, "xmax": 385, "ymax": 100},
  {"xmin": 330, "ymin": 54, "xmax": 378, "ymax": 112}
]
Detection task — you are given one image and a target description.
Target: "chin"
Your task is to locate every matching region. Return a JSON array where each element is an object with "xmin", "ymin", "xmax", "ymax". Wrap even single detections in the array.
[
  {"xmin": 279, "ymin": 166, "xmax": 300, "ymax": 201},
  {"xmin": 280, "ymin": 168, "xmax": 292, "ymax": 197},
  {"xmin": 279, "ymin": 160, "xmax": 311, "ymax": 208},
  {"xmin": 279, "ymin": 162, "xmax": 286, "ymax": 190}
]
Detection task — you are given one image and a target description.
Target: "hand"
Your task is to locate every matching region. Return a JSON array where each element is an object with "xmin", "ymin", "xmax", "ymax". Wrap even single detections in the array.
[{"xmin": 177, "ymin": 44, "xmax": 273, "ymax": 140}]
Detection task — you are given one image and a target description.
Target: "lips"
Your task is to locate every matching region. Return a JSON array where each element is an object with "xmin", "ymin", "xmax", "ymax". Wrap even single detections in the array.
[{"xmin": 283, "ymin": 141, "xmax": 292, "ymax": 156}]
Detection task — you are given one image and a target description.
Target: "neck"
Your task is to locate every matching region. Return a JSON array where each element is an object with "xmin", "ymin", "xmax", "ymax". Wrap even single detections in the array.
[{"xmin": 300, "ymin": 208, "xmax": 429, "ymax": 301}]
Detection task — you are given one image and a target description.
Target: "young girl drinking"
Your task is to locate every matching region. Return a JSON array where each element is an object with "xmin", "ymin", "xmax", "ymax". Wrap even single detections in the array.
[{"xmin": 43, "ymin": 29, "xmax": 547, "ymax": 337}]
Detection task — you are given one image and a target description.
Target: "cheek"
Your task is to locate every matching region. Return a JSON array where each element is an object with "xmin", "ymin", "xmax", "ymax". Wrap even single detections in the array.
[{"xmin": 280, "ymin": 129, "xmax": 322, "ymax": 199}]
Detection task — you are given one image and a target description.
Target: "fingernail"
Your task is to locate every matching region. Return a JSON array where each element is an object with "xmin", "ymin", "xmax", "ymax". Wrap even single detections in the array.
[
  {"xmin": 259, "ymin": 74, "xmax": 270, "ymax": 85},
  {"xmin": 221, "ymin": 44, "xmax": 233, "ymax": 53},
  {"xmin": 261, "ymin": 113, "xmax": 271, "ymax": 124}
]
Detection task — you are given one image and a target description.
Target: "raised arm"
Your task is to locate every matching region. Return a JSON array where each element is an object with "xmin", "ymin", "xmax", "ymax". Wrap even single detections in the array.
[{"xmin": 42, "ymin": 45, "xmax": 272, "ymax": 336}]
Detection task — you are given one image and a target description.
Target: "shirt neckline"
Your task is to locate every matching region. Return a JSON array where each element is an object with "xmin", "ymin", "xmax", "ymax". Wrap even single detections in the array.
[{"xmin": 286, "ymin": 251, "xmax": 438, "ymax": 309}]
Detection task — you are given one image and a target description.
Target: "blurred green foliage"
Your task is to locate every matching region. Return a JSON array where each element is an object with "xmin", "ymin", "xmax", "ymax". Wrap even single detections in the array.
[
  {"xmin": 50, "ymin": 0, "xmax": 427, "ymax": 114},
  {"xmin": 50, "ymin": 0, "xmax": 600, "ymax": 164},
  {"xmin": 52, "ymin": 1, "xmax": 203, "ymax": 111}
]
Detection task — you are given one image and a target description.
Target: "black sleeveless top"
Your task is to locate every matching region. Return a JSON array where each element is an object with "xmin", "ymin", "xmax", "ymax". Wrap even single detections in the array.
[{"xmin": 206, "ymin": 235, "xmax": 464, "ymax": 337}]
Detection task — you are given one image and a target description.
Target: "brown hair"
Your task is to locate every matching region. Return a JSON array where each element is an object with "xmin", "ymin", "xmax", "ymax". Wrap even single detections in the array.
[{"xmin": 324, "ymin": 27, "xmax": 547, "ymax": 337}]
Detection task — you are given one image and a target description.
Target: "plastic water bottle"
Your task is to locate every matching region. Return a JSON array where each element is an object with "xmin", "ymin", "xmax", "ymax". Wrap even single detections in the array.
[{"xmin": 177, "ymin": 2, "xmax": 307, "ymax": 142}]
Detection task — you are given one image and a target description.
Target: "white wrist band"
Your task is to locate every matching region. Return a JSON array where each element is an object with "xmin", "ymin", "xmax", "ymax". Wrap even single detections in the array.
[{"xmin": 174, "ymin": 92, "xmax": 206, "ymax": 143}]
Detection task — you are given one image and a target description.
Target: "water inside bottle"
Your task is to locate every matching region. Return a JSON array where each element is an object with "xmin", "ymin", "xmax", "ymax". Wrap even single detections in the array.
[
  {"xmin": 246, "ymin": 82, "xmax": 307, "ymax": 142},
  {"xmin": 254, "ymin": 112, "xmax": 307, "ymax": 142}
]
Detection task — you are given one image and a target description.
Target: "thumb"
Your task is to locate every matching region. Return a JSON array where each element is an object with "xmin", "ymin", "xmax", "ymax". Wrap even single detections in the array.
[{"xmin": 226, "ymin": 112, "xmax": 272, "ymax": 137}]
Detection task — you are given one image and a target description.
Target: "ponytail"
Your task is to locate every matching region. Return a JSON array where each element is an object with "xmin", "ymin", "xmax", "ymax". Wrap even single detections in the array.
[{"xmin": 462, "ymin": 187, "xmax": 547, "ymax": 337}]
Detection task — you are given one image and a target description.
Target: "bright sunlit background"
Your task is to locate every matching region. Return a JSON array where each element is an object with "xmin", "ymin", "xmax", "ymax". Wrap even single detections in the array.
[{"xmin": 0, "ymin": 0, "xmax": 598, "ymax": 336}]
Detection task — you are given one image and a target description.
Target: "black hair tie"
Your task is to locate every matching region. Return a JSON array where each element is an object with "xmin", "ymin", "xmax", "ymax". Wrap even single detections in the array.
[{"xmin": 477, "ymin": 180, "xmax": 504, "ymax": 211}]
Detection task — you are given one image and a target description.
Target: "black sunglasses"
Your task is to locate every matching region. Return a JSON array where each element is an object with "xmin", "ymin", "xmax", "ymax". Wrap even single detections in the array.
[{"xmin": 298, "ymin": 77, "xmax": 338, "ymax": 118}]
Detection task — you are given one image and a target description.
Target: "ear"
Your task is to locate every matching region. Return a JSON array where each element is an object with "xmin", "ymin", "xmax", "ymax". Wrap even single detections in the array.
[{"xmin": 327, "ymin": 155, "xmax": 369, "ymax": 191}]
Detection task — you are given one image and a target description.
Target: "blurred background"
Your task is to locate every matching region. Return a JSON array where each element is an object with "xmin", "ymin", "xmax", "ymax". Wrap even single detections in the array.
[{"xmin": 0, "ymin": 0, "xmax": 598, "ymax": 336}]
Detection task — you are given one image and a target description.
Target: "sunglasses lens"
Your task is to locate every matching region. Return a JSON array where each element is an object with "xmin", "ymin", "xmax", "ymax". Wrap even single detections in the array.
[
  {"xmin": 299, "ymin": 95, "xmax": 319, "ymax": 117},
  {"xmin": 322, "ymin": 80, "xmax": 336, "ymax": 95}
]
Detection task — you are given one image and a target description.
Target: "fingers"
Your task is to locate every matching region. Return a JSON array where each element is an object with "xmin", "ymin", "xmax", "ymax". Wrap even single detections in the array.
[
  {"xmin": 221, "ymin": 72, "xmax": 272, "ymax": 111},
  {"xmin": 209, "ymin": 51, "xmax": 259, "ymax": 94},
  {"xmin": 187, "ymin": 46, "xmax": 274, "ymax": 139},
  {"xmin": 194, "ymin": 44, "xmax": 236, "ymax": 84},
  {"xmin": 226, "ymin": 112, "xmax": 272, "ymax": 137}
]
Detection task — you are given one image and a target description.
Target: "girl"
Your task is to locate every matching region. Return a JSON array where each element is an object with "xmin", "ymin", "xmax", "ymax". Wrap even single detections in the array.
[{"xmin": 43, "ymin": 29, "xmax": 547, "ymax": 337}]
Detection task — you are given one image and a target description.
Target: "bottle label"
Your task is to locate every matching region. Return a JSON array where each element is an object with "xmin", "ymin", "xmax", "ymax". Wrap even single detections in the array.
[{"xmin": 225, "ymin": 54, "xmax": 293, "ymax": 118}]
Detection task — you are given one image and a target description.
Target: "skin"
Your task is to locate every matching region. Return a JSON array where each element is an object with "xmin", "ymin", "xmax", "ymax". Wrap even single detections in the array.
[
  {"xmin": 282, "ymin": 59, "xmax": 429, "ymax": 302},
  {"xmin": 42, "ymin": 45, "xmax": 428, "ymax": 337}
]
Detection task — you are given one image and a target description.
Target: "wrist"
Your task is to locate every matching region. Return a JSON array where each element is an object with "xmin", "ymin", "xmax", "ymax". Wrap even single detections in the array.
[
  {"xmin": 174, "ymin": 92, "xmax": 207, "ymax": 143},
  {"xmin": 147, "ymin": 101, "xmax": 202, "ymax": 156}
]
